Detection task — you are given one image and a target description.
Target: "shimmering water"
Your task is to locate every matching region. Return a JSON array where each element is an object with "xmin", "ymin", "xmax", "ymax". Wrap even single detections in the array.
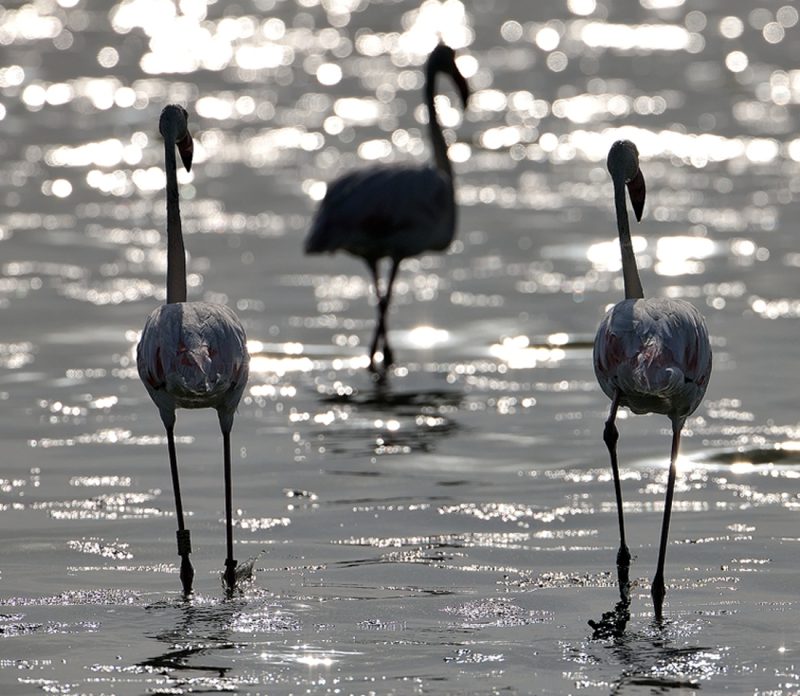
[{"xmin": 2, "ymin": 0, "xmax": 800, "ymax": 693}]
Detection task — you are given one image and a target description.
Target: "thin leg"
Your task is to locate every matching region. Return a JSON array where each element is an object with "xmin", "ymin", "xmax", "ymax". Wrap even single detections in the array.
[
  {"xmin": 652, "ymin": 420, "xmax": 682, "ymax": 621},
  {"xmin": 167, "ymin": 424, "xmax": 194, "ymax": 595},
  {"xmin": 222, "ymin": 429, "xmax": 237, "ymax": 593},
  {"xmin": 367, "ymin": 259, "xmax": 400, "ymax": 371},
  {"xmin": 377, "ymin": 260, "xmax": 400, "ymax": 368},
  {"xmin": 603, "ymin": 392, "xmax": 631, "ymax": 598},
  {"xmin": 366, "ymin": 260, "xmax": 382, "ymax": 371}
]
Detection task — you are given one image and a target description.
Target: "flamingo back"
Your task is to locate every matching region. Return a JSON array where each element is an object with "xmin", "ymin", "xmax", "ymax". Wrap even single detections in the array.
[
  {"xmin": 594, "ymin": 297, "xmax": 711, "ymax": 419},
  {"xmin": 305, "ymin": 164, "xmax": 454, "ymax": 261},
  {"xmin": 137, "ymin": 301, "xmax": 249, "ymax": 419}
]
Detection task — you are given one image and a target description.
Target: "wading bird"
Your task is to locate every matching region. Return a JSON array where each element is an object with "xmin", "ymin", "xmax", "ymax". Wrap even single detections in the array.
[
  {"xmin": 137, "ymin": 105, "xmax": 250, "ymax": 595},
  {"xmin": 305, "ymin": 43, "xmax": 470, "ymax": 373},
  {"xmin": 593, "ymin": 140, "xmax": 712, "ymax": 620}
]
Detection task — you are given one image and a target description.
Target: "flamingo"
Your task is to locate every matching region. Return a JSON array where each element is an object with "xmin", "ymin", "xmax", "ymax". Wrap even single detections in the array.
[
  {"xmin": 593, "ymin": 140, "xmax": 712, "ymax": 620},
  {"xmin": 304, "ymin": 43, "xmax": 470, "ymax": 373},
  {"xmin": 137, "ymin": 104, "xmax": 250, "ymax": 595}
]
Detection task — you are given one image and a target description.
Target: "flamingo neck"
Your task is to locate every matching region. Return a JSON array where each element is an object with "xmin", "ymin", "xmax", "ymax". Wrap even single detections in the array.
[
  {"xmin": 425, "ymin": 68, "xmax": 452, "ymax": 180},
  {"xmin": 164, "ymin": 136, "xmax": 187, "ymax": 304},
  {"xmin": 614, "ymin": 179, "xmax": 644, "ymax": 300}
]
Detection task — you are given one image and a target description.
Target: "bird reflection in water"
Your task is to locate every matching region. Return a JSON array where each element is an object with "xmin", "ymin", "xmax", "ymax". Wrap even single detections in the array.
[
  {"xmin": 313, "ymin": 379, "xmax": 463, "ymax": 458},
  {"xmin": 139, "ymin": 590, "xmax": 305, "ymax": 690},
  {"xmin": 585, "ymin": 611, "xmax": 713, "ymax": 693},
  {"xmin": 139, "ymin": 600, "xmax": 240, "ymax": 687}
]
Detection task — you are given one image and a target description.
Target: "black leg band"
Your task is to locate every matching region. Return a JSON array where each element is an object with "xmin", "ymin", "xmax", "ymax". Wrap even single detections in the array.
[{"xmin": 176, "ymin": 529, "xmax": 192, "ymax": 556}]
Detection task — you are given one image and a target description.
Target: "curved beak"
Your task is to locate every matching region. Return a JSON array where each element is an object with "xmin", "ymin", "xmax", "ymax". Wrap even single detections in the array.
[
  {"xmin": 177, "ymin": 131, "xmax": 194, "ymax": 172},
  {"xmin": 626, "ymin": 169, "xmax": 646, "ymax": 222}
]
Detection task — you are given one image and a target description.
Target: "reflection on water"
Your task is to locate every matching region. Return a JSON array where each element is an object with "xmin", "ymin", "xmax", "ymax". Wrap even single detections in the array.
[
  {"xmin": 582, "ymin": 607, "xmax": 723, "ymax": 693},
  {"xmin": 2, "ymin": 0, "xmax": 800, "ymax": 694}
]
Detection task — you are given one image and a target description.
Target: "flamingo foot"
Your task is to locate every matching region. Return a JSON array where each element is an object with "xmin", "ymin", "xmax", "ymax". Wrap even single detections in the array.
[
  {"xmin": 651, "ymin": 571, "xmax": 666, "ymax": 621},
  {"xmin": 368, "ymin": 349, "xmax": 393, "ymax": 374},
  {"xmin": 176, "ymin": 529, "xmax": 194, "ymax": 595},
  {"xmin": 382, "ymin": 344, "xmax": 394, "ymax": 368},
  {"xmin": 224, "ymin": 558, "xmax": 238, "ymax": 594},
  {"xmin": 179, "ymin": 555, "xmax": 194, "ymax": 595}
]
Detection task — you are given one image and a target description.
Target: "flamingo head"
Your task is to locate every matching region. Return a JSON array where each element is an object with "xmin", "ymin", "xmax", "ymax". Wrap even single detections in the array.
[
  {"xmin": 159, "ymin": 104, "xmax": 194, "ymax": 172},
  {"xmin": 607, "ymin": 140, "xmax": 646, "ymax": 221},
  {"xmin": 429, "ymin": 43, "xmax": 471, "ymax": 108}
]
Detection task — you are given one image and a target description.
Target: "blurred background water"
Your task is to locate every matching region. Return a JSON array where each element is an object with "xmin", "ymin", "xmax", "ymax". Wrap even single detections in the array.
[{"xmin": 1, "ymin": 0, "xmax": 800, "ymax": 693}]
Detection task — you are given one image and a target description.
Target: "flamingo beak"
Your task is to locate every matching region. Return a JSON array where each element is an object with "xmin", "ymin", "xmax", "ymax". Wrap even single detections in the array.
[
  {"xmin": 626, "ymin": 169, "xmax": 646, "ymax": 222},
  {"xmin": 177, "ymin": 131, "xmax": 194, "ymax": 172}
]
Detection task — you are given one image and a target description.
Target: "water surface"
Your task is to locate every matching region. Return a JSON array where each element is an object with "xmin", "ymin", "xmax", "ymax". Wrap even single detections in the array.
[{"xmin": 2, "ymin": 0, "xmax": 800, "ymax": 693}]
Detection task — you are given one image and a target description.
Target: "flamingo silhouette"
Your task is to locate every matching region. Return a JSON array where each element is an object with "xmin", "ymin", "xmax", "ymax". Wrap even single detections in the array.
[
  {"xmin": 305, "ymin": 43, "xmax": 470, "ymax": 373},
  {"xmin": 137, "ymin": 104, "xmax": 250, "ymax": 595},
  {"xmin": 593, "ymin": 140, "xmax": 712, "ymax": 620}
]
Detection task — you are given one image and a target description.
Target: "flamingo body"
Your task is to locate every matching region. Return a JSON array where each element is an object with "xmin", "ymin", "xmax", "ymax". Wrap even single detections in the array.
[
  {"xmin": 305, "ymin": 164, "xmax": 454, "ymax": 261},
  {"xmin": 138, "ymin": 302, "xmax": 249, "ymax": 425},
  {"xmin": 304, "ymin": 42, "xmax": 470, "ymax": 372},
  {"xmin": 594, "ymin": 297, "xmax": 711, "ymax": 418}
]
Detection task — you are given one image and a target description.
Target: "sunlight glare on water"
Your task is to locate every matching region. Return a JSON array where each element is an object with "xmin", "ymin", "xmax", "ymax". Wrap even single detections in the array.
[{"xmin": 1, "ymin": 0, "xmax": 800, "ymax": 694}]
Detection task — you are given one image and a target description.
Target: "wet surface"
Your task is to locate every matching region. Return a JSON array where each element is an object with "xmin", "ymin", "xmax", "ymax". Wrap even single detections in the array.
[{"xmin": 2, "ymin": 0, "xmax": 800, "ymax": 693}]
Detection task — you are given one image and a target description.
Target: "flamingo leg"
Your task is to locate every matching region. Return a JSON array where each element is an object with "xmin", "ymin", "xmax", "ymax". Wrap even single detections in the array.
[
  {"xmin": 222, "ymin": 428, "xmax": 237, "ymax": 593},
  {"xmin": 652, "ymin": 420, "xmax": 682, "ymax": 621},
  {"xmin": 378, "ymin": 260, "xmax": 400, "ymax": 368},
  {"xmin": 367, "ymin": 260, "xmax": 400, "ymax": 371},
  {"xmin": 366, "ymin": 260, "xmax": 382, "ymax": 371},
  {"xmin": 166, "ymin": 424, "xmax": 194, "ymax": 595},
  {"xmin": 603, "ymin": 391, "xmax": 631, "ymax": 597}
]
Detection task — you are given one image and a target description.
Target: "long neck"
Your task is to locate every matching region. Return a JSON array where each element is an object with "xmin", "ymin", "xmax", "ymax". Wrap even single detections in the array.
[
  {"xmin": 425, "ymin": 68, "xmax": 452, "ymax": 179},
  {"xmin": 613, "ymin": 178, "xmax": 644, "ymax": 299},
  {"xmin": 164, "ymin": 135, "xmax": 187, "ymax": 304}
]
